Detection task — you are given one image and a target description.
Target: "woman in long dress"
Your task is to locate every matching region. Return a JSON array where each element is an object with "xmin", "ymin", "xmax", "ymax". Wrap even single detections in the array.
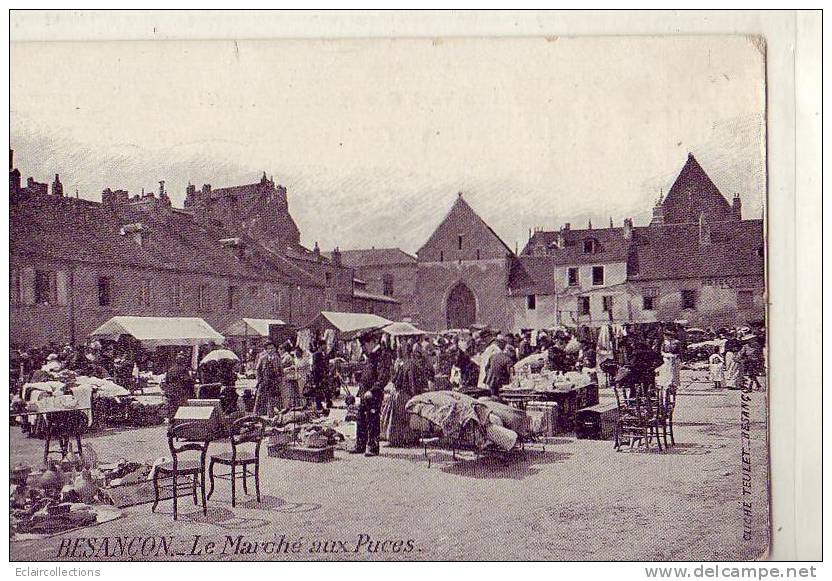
[
  {"xmin": 383, "ymin": 342, "xmax": 425, "ymax": 446},
  {"xmin": 723, "ymin": 346, "xmax": 742, "ymax": 390}
]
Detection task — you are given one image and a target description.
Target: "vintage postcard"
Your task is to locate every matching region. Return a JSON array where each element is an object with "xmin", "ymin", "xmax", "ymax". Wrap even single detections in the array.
[{"xmin": 8, "ymin": 13, "xmax": 804, "ymax": 565}]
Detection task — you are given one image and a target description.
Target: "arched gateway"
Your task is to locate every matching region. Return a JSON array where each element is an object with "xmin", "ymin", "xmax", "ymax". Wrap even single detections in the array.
[{"xmin": 446, "ymin": 283, "xmax": 476, "ymax": 330}]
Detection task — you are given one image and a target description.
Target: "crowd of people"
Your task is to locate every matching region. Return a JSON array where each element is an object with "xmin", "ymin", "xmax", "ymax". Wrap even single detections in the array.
[{"xmin": 11, "ymin": 320, "xmax": 766, "ymax": 458}]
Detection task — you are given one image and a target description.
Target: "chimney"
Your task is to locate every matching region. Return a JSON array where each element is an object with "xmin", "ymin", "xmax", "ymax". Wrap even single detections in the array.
[
  {"xmin": 698, "ymin": 212, "xmax": 711, "ymax": 246},
  {"xmin": 158, "ymin": 180, "xmax": 166, "ymax": 199},
  {"xmin": 563, "ymin": 222, "xmax": 570, "ymax": 231},
  {"xmin": 9, "ymin": 148, "xmax": 13, "ymax": 171},
  {"xmin": 52, "ymin": 174, "xmax": 64, "ymax": 197},
  {"xmin": 331, "ymin": 246, "xmax": 342, "ymax": 267},
  {"xmin": 609, "ymin": 216, "xmax": 613, "ymax": 229},
  {"xmin": 313, "ymin": 241, "xmax": 321, "ymax": 261},
  {"xmin": 623, "ymin": 218, "xmax": 634, "ymax": 240},
  {"xmin": 102, "ymin": 188, "xmax": 129, "ymax": 208},
  {"xmin": 184, "ymin": 183, "xmax": 197, "ymax": 207},
  {"xmin": 732, "ymin": 193, "xmax": 742, "ymax": 220},
  {"xmin": 201, "ymin": 183, "xmax": 212, "ymax": 197}
]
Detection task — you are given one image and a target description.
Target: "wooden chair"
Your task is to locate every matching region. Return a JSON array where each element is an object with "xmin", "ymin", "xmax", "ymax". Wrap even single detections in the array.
[
  {"xmin": 208, "ymin": 415, "xmax": 265, "ymax": 506},
  {"xmin": 659, "ymin": 386, "xmax": 677, "ymax": 447},
  {"xmin": 614, "ymin": 387, "xmax": 663, "ymax": 451},
  {"xmin": 152, "ymin": 422, "xmax": 211, "ymax": 520}
]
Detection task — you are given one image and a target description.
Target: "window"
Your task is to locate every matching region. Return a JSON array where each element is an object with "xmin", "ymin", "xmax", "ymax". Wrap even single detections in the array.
[
  {"xmin": 602, "ymin": 295, "xmax": 613, "ymax": 313},
  {"xmin": 35, "ymin": 270, "xmax": 55, "ymax": 305},
  {"xmin": 592, "ymin": 266, "xmax": 604, "ymax": 286},
  {"xmin": 440, "ymin": 251, "xmax": 444, "ymax": 262},
  {"xmin": 681, "ymin": 289, "xmax": 697, "ymax": 310},
  {"xmin": 272, "ymin": 289, "xmax": 281, "ymax": 313},
  {"xmin": 578, "ymin": 296, "xmax": 590, "ymax": 316},
  {"xmin": 642, "ymin": 287, "xmax": 658, "ymax": 311},
  {"xmin": 476, "ymin": 249, "xmax": 481, "ymax": 260},
  {"xmin": 737, "ymin": 290, "xmax": 754, "ymax": 310},
  {"xmin": 458, "ymin": 235, "xmax": 463, "ymax": 250},
  {"xmin": 198, "ymin": 284, "xmax": 210, "ymax": 310},
  {"xmin": 325, "ymin": 272, "xmax": 333, "ymax": 286},
  {"xmin": 171, "ymin": 281, "xmax": 183, "ymax": 308},
  {"xmin": 97, "ymin": 276, "xmax": 113, "ymax": 307},
  {"xmin": 583, "ymin": 239, "xmax": 597, "ymax": 254},
  {"xmin": 568, "ymin": 267, "xmax": 579, "ymax": 286},
  {"xmin": 227, "ymin": 286, "xmax": 238, "ymax": 310},
  {"xmin": 383, "ymin": 273, "xmax": 394, "ymax": 297},
  {"xmin": 526, "ymin": 295, "xmax": 537, "ymax": 310},
  {"xmin": 139, "ymin": 279, "xmax": 151, "ymax": 307},
  {"xmin": 250, "ymin": 285, "xmax": 258, "ymax": 298},
  {"xmin": 11, "ymin": 269, "xmax": 21, "ymax": 305}
]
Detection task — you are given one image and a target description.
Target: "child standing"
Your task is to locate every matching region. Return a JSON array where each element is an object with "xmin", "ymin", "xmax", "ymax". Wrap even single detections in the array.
[{"xmin": 708, "ymin": 346, "xmax": 725, "ymax": 389}]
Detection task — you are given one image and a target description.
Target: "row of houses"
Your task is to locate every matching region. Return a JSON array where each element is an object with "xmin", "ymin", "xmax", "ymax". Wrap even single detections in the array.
[
  {"xmin": 9, "ymin": 151, "xmax": 401, "ymax": 347},
  {"xmin": 336, "ymin": 153, "xmax": 766, "ymax": 332},
  {"xmin": 10, "ymin": 150, "xmax": 765, "ymax": 347}
]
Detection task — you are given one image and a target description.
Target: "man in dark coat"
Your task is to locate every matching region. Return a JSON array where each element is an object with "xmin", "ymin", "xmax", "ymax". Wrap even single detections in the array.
[
  {"xmin": 484, "ymin": 342, "xmax": 514, "ymax": 399},
  {"xmin": 309, "ymin": 340, "xmax": 332, "ymax": 413},
  {"xmin": 254, "ymin": 342, "xmax": 282, "ymax": 417},
  {"xmin": 164, "ymin": 352, "xmax": 195, "ymax": 420},
  {"xmin": 351, "ymin": 331, "xmax": 393, "ymax": 457}
]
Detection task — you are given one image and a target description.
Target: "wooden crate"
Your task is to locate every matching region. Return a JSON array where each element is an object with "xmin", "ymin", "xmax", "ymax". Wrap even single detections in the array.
[
  {"xmin": 575, "ymin": 402, "xmax": 618, "ymax": 440},
  {"xmin": 267, "ymin": 444, "xmax": 335, "ymax": 463}
]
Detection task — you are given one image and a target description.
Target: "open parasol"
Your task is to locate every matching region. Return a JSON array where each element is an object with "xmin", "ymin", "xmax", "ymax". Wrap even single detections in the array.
[{"xmin": 199, "ymin": 349, "xmax": 240, "ymax": 366}]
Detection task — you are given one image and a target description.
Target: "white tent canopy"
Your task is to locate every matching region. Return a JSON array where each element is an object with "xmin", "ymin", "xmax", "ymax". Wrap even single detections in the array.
[
  {"xmin": 309, "ymin": 311, "xmax": 392, "ymax": 338},
  {"xmin": 222, "ymin": 318, "xmax": 287, "ymax": 337},
  {"xmin": 89, "ymin": 316, "xmax": 225, "ymax": 348},
  {"xmin": 383, "ymin": 321, "xmax": 429, "ymax": 337}
]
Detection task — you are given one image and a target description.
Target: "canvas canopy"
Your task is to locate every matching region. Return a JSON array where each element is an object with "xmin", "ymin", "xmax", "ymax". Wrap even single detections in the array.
[
  {"xmin": 222, "ymin": 318, "xmax": 287, "ymax": 337},
  {"xmin": 383, "ymin": 321, "xmax": 429, "ymax": 337},
  {"xmin": 89, "ymin": 316, "xmax": 224, "ymax": 348},
  {"xmin": 308, "ymin": 311, "xmax": 392, "ymax": 340}
]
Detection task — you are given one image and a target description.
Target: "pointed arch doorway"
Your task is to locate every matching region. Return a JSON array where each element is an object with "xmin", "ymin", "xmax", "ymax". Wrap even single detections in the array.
[{"xmin": 446, "ymin": 282, "xmax": 476, "ymax": 330}]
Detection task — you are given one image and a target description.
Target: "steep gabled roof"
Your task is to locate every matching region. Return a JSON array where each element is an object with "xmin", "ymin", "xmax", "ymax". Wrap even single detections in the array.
[
  {"xmin": 660, "ymin": 153, "xmax": 737, "ymax": 224},
  {"xmin": 416, "ymin": 194, "xmax": 514, "ymax": 258}
]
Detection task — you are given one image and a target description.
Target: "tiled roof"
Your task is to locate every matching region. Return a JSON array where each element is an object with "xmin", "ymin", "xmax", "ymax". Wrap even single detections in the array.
[
  {"xmin": 516, "ymin": 219, "xmax": 763, "ymax": 289},
  {"xmin": 628, "ymin": 220, "xmax": 764, "ymax": 281},
  {"xmin": 507, "ymin": 256, "xmax": 557, "ymax": 295},
  {"xmin": 10, "ymin": 192, "xmax": 321, "ymax": 287},
  {"xmin": 329, "ymin": 247, "xmax": 417, "ymax": 267},
  {"xmin": 523, "ymin": 226, "xmax": 632, "ymax": 266},
  {"xmin": 659, "ymin": 153, "xmax": 738, "ymax": 224},
  {"xmin": 352, "ymin": 289, "xmax": 401, "ymax": 304}
]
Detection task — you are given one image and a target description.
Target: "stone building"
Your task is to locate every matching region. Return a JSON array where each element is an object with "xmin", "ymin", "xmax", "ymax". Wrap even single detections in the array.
[
  {"xmin": 414, "ymin": 193, "xmax": 516, "ymax": 331},
  {"xmin": 345, "ymin": 153, "xmax": 764, "ymax": 332},
  {"xmin": 515, "ymin": 153, "xmax": 765, "ymax": 329},
  {"xmin": 10, "ymin": 154, "xmax": 396, "ymax": 347},
  {"xmin": 326, "ymin": 248, "xmax": 417, "ymax": 321}
]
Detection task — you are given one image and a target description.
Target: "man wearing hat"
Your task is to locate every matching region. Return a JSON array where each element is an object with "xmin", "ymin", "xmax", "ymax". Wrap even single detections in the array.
[
  {"xmin": 351, "ymin": 330, "xmax": 393, "ymax": 456},
  {"xmin": 164, "ymin": 352, "xmax": 195, "ymax": 420}
]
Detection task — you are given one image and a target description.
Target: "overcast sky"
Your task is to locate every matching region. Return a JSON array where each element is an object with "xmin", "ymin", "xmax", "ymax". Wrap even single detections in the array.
[{"xmin": 10, "ymin": 36, "xmax": 765, "ymax": 253}]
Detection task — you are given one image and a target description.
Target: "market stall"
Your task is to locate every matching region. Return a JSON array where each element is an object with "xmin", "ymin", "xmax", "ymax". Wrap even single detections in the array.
[
  {"xmin": 90, "ymin": 316, "xmax": 225, "ymax": 369},
  {"xmin": 308, "ymin": 311, "xmax": 392, "ymax": 340}
]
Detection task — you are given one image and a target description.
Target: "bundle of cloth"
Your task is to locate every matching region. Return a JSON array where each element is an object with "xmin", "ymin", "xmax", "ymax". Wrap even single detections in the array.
[{"xmin": 404, "ymin": 391, "xmax": 526, "ymax": 451}]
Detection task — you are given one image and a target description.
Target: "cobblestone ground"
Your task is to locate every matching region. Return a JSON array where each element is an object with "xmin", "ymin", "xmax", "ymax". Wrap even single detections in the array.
[{"xmin": 10, "ymin": 371, "xmax": 769, "ymax": 561}]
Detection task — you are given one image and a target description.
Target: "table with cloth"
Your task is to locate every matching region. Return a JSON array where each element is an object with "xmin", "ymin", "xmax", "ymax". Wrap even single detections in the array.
[{"xmin": 501, "ymin": 371, "xmax": 599, "ymax": 434}]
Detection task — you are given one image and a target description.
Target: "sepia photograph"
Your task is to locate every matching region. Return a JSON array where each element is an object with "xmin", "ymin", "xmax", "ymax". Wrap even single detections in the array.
[{"xmin": 6, "ymin": 9, "xmax": 822, "ymax": 567}]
